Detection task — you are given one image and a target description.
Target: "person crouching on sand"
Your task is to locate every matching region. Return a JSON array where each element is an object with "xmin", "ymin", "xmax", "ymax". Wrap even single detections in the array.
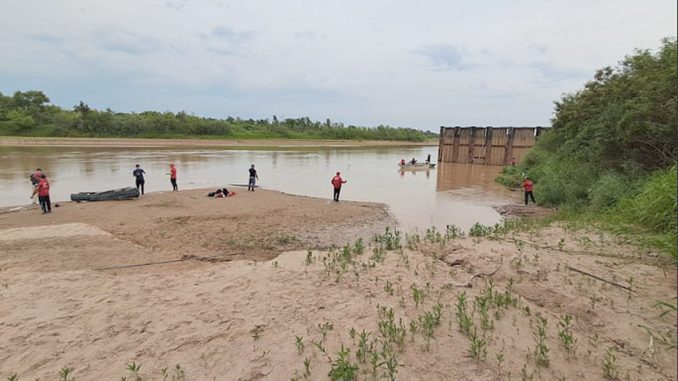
[
  {"xmin": 31, "ymin": 174, "xmax": 51, "ymax": 214},
  {"xmin": 331, "ymin": 171, "xmax": 347, "ymax": 202}
]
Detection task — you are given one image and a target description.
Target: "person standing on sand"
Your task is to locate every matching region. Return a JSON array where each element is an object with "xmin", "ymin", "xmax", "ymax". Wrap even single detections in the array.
[
  {"xmin": 331, "ymin": 171, "xmax": 347, "ymax": 202},
  {"xmin": 248, "ymin": 164, "xmax": 258, "ymax": 191},
  {"xmin": 169, "ymin": 163, "xmax": 178, "ymax": 191},
  {"xmin": 522, "ymin": 177, "xmax": 536, "ymax": 205},
  {"xmin": 133, "ymin": 164, "xmax": 146, "ymax": 195},
  {"xmin": 31, "ymin": 174, "xmax": 51, "ymax": 214}
]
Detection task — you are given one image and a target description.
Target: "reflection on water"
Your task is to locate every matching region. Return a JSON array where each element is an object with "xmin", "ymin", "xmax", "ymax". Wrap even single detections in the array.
[{"xmin": 0, "ymin": 145, "xmax": 516, "ymax": 231}]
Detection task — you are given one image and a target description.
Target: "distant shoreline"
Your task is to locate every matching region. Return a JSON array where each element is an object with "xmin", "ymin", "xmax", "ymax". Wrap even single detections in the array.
[{"xmin": 0, "ymin": 136, "xmax": 437, "ymax": 148}]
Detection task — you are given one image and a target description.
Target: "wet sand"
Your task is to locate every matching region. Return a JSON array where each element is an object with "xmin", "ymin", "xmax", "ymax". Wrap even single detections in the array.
[{"xmin": 0, "ymin": 189, "xmax": 675, "ymax": 380}]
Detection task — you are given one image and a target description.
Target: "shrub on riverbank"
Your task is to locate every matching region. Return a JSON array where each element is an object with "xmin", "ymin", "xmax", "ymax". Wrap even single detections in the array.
[{"xmin": 502, "ymin": 38, "xmax": 677, "ymax": 257}]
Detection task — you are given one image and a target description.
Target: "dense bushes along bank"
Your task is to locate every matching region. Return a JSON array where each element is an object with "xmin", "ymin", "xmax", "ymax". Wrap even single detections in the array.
[
  {"xmin": 497, "ymin": 38, "xmax": 677, "ymax": 257},
  {"xmin": 0, "ymin": 94, "xmax": 436, "ymax": 142}
]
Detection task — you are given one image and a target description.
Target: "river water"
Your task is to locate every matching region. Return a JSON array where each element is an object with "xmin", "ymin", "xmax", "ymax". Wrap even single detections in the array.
[{"xmin": 0, "ymin": 145, "xmax": 515, "ymax": 231}]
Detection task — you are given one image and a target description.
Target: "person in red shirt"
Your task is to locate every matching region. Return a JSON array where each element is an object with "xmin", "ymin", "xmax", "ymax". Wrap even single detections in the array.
[
  {"xmin": 31, "ymin": 174, "xmax": 51, "ymax": 214},
  {"xmin": 331, "ymin": 172, "xmax": 347, "ymax": 202},
  {"xmin": 522, "ymin": 177, "xmax": 536, "ymax": 205},
  {"xmin": 169, "ymin": 163, "xmax": 178, "ymax": 191}
]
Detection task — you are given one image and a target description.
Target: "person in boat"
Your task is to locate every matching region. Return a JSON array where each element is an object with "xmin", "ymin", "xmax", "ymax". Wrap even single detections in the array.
[
  {"xmin": 133, "ymin": 164, "xmax": 146, "ymax": 195},
  {"xmin": 331, "ymin": 171, "xmax": 347, "ymax": 202},
  {"xmin": 425, "ymin": 154, "xmax": 431, "ymax": 164},
  {"xmin": 400, "ymin": 158, "xmax": 406, "ymax": 166},
  {"xmin": 409, "ymin": 158, "xmax": 417, "ymax": 165}
]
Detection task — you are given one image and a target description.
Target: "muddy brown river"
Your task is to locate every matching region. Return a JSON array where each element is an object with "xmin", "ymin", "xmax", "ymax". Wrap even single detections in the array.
[{"xmin": 0, "ymin": 145, "xmax": 515, "ymax": 231}]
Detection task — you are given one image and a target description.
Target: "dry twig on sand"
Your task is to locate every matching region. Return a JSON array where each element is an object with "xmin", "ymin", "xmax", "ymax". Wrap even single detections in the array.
[
  {"xmin": 567, "ymin": 266, "xmax": 634, "ymax": 292},
  {"xmin": 445, "ymin": 267, "xmax": 501, "ymax": 288}
]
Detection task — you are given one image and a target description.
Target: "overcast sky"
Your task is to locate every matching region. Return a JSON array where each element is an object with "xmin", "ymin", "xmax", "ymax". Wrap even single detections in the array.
[{"xmin": 0, "ymin": 1, "xmax": 675, "ymax": 130}]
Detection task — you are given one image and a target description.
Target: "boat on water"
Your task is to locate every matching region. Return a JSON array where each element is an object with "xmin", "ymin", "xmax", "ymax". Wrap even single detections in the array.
[{"xmin": 398, "ymin": 163, "xmax": 436, "ymax": 170}]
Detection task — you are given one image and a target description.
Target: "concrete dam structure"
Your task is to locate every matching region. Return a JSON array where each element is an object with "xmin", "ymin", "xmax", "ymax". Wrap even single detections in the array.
[{"xmin": 437, "ymin": 126, "xmax": 544, "ymax": 165}]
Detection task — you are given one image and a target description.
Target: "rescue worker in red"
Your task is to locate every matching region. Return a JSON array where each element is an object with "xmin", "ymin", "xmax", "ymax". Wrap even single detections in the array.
[
  {"xmin": 331, "ymin": 171, "xmax": 347, "ymax": 202},
  {"xmin": 522, "ymin": 177, "xmax": 536, "ymax": 205},
  {"xmin": 169, "ymin": 163, "xmax": 178, "ymax": 191},
  {"xmin": 31, "ymin": 174, "xmax": 51, "ymax": 214}
]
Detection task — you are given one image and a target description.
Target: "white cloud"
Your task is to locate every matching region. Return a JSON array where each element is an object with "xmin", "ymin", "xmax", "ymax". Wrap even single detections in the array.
[{"xmin": 0, "ymin": 0, "xmax": 675, "ymax": 129}]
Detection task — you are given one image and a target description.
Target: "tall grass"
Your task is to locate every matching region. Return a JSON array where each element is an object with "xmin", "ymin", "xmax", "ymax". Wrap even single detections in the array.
[{"xmin": 604, "ymin": 165, "xmax": 677, "ymax": 257}]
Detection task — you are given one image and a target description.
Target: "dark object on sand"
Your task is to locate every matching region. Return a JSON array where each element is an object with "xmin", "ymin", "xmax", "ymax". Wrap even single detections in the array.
[
  {"xmin": 208, "ymin": 188, "xmax": 229, "ymax": 197},
  {"xmin": 71, "ymin": 187, "xmax": 140, "ymax": 202}
]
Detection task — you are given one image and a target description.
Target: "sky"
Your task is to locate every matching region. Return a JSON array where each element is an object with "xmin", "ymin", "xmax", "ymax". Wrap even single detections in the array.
[{"xmin": 0, "ymin": 1, "xmax": 675, "ymax": 130}]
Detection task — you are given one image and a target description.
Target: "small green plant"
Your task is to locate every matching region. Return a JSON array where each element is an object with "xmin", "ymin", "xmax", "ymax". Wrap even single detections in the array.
[
  {"xmin": 160, "ymin": 364, "xmax": 185, "ymax": 381},
  {"xmin": 7, "ymin": 374, "xmax": 19, "ymax": 381},
  {"xmin": 418, "ymin": 305, "xmax": 443, "ymax": 351},
  {"xmin": 496, "ymin": 350, "xmax": 505, "ymax": 375},
  {"xmin": 521, "ymin": 363, "xmax": 534, "ymax": 381},
  {"xmin": 125, "ymin": 361, "xmax": 142, "ymax": 381},
  {"xmin": 468, "ymin": 329, "xmax": 487, "ymax": 361},
  {"xmin": 355, "ymin": 330, "xmax": 371, "ymax": 363},
  {"xmin": 353, "ymin": 238, "xmax": 364, "ymax": 255},
  {"xmin": 557, "ymin": 315, "xmax": 577, "ymax": 357},
  {"xmin": 59, "ymin": 367, "xmax": 75, "ymax": 381},
  {"xmin": 380, "ymin": 345, "xmax": 401, "ymax": 381},
  {"xmin": 455, "ymin": 292, "xmax": 473, "ymax": 336},
  {"xmin": 305, "ymin": 250, "xmax": 314, "ymax": 265},
  {"xmin": 295, "ymin": 336, "xmax": 305, "ymax": 354},
  {"xmin": 533, "ymin": 313, "xmax": 550, "ymax": 367},
  {"xmin": 374, "ymin": 227, "xmax": 401, "ymax": 250},
  {"xmin": 469, "ymin": 223, "xmax": 493, "ymax": 237},
  {"xmin": 654, "ymin": 300, "xmax": 677, "ymax": 317},
  {"xmin": 318, "ymin": 322, "xmax": 334, "ymax": 341},
  {"xmin": 558, "ymin": 238, "xmax": 565, "ymax": 251},
  {"xmin": 303, "ymin": 357, "xmax": 311, "ymax": 379},
  {"xmin": 370, "ymin": 245, "xmax": 386, "ymax": 263},
  {"xmin": 411, "ymin": 284, "xmax": 425, "ymax": 308},
  {"xmin": 602, "ymin": 348, "xmax": 618, "ymax": 379},
  {"xmin": 384, "ymin": 280, "xmax": 394, "ymax": 296},
  {"xmin": 445, "ymin": 224, "xmax": 463, "ymax": 240},
  {"xmin": 377, "ymin": 306, "xmax": 407, "ymax": 350},
  {"xmin": 328, "ymin": 344, "xmax": 359, "ymax": 381}
]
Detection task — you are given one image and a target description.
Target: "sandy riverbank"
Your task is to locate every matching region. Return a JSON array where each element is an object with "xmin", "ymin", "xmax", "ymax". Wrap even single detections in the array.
[
  {"xmin": 0, "ymin": 189, "xmax": 675, "ymax": 380},
  {"xmin": 0, "ymin": 136, "xmax": 436, "ymax": 148}
]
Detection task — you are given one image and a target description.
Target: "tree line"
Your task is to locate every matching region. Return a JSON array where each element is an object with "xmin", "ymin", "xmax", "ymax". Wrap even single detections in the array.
[{"xmin": 0, "ymin": 93, "xmax": 435, "ymax": 142}]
